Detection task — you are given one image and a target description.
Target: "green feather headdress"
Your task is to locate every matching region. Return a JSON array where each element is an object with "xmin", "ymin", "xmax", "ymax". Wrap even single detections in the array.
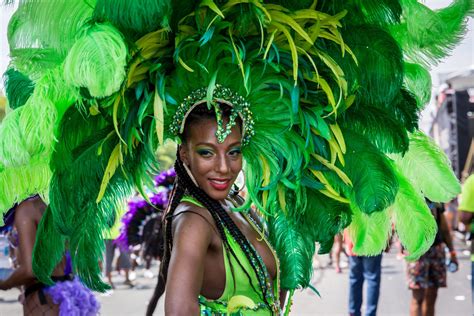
[{"xmin": 1, "ymin": 0, "xmax": 471, "ymax": 294}]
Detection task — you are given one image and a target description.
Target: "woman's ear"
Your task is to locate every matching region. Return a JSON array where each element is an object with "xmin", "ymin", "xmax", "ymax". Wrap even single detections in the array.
[{"xmin": 179, "ymin": 145, "xmax": 188, "ymax": 165}]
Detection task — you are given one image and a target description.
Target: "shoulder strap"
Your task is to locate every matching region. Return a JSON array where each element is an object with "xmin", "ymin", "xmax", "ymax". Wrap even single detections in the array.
[{"xmin": 180, "ymin": 195, "xmax": 204, "ymax": 208}]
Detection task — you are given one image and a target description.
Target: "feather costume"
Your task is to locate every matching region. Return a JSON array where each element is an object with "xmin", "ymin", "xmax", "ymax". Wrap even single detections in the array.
[
  {"xmin": 0, "ymin": 0, "xmax": 470, "ymax": 301},
  {"xmin": 114, "ymin": 168, "xmax": 175, "ymax": 251}
]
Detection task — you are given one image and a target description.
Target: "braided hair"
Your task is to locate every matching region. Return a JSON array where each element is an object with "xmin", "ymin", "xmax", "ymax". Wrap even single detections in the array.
[{"xmin": 146, "ymin": 104, "xmax": 273, "ymax": 315}]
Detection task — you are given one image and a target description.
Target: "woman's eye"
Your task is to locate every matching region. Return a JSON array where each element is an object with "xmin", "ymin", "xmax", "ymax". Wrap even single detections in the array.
[
  {"xmin": 229, "ymin": 148, "xmax": 242, "ymax": 156},
  {"xmin": 197, "ymin": 149, "xmax": 213, "ymax": 157}
]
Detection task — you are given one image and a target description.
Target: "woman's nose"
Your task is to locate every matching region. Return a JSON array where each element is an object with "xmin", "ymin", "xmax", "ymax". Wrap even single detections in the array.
[{"xmin": 215, "ymin": 154, "xmax": 230, "ymax": 174}]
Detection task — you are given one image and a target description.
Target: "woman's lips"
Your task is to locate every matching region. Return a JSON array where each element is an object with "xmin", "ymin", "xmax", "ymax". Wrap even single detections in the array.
[{"xmin": 209, "ymin": 178, "xmax": 231, "ymax": 190}]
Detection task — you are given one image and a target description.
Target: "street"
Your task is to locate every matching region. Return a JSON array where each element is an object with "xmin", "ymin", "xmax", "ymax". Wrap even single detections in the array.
[{"xmin": 0, "ymin": 242, "xmax": 471, "ymax": 315}]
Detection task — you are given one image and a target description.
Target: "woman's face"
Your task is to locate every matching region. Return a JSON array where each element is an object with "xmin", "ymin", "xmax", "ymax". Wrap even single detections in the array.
[{"xmin": 180, "ymin": 118, "xmax": 242, "ymax": 201}]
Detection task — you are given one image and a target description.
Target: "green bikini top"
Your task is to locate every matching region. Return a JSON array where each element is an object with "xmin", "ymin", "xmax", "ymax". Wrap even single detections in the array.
[{"xmin": 179, "ymin": 196, "xmax": 281, "ymax": 315}]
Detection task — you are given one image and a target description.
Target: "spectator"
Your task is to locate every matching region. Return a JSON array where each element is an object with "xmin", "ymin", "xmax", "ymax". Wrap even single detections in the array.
[
  {"xmin": 407, "ymin": 201, "xmax": 458, "ymax": 316},
  {"xmin": 344, "ymin": 230, "xmax": 382, "ymax": 316}
]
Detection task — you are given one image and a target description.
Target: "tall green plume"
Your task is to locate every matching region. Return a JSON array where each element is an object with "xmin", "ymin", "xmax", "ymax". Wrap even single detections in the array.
[
  {"xmin": 391, "ymin": 131, "xmax": 461, "ymax": 202},
  {"xmin": 343, "ymin": 132, "xmax": 398, "ymax": 214},
  {"xmin": 347, "ymin": 206, "xmax": 391, "ymax": 255},
  {"xmin": 3, "ymin": 68, "xmax": 34, "ymax": 110},
  {"xmin": 391, "ymin": 167, "xmax": 437, "ymax": 261},
  {"xmin": 63, "ymin": 23, "xmax": 128, "ymax": 98}
]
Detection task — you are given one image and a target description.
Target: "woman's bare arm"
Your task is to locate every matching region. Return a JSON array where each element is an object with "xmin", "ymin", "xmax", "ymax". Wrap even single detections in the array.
[
  {"xmin": 0, "ymin": 201, "xmax": 37, "ymax": 290},
  {"xmin": 165, "ymin": 208, "xmax": 214, "ymax": 316}
]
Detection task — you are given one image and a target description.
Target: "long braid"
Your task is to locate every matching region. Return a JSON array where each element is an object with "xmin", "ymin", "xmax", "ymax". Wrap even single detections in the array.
[
  {"xmin": 146, "ymin": 171, "xmax": 185, "ymax": 316},
  {"xmin": 174, "ymin": 154, "xmax": 273, "ymax": 307}
]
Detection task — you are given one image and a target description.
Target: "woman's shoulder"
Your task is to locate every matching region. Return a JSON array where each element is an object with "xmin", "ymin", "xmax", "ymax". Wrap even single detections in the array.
[{"xmin": 171, "ymin": 199, "xmax": 217, "ymax": 237}]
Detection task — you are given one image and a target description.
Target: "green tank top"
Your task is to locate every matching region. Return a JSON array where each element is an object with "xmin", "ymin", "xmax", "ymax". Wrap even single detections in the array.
[{"xmin": 179, "ymin": 196, "xmax": 281, "ymax": 315}]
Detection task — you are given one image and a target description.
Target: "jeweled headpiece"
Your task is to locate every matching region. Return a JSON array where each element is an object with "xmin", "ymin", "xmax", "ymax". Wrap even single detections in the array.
[{"xmin": 170, "ymin": 85, "xmax": 255, "ymax": 145}]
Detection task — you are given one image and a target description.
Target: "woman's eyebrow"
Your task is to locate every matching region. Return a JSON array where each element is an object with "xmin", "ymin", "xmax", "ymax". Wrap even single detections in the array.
[{"xmin": 195, "ymin": 142, "xmax": 216, "ymax": 147}]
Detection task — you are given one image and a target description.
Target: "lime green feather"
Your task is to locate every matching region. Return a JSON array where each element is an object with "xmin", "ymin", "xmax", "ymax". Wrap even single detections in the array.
[
  {"xmin": 0, "ymin": 160, "xmax": 51, "ymax": 221},
  {"xmin": 391, "ymin": 167, "xmax": 437, "ymax": 261},
  {"xmin": 391, "ymin": 131, "xmax": 461, "ymax": 203},
  {"xmin": 7, "ymin": 0, "xmax": 95, "ymax": 69},
  {"xmin": 347, "ymin": 206, "xmax": 391, "ymax": 256},
  {"xmin": 63, "ymin": 23, "xmax": 128, "ymax": 98}
]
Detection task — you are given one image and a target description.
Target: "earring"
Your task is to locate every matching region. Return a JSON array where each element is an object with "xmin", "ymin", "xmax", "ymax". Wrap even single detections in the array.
[
  {"xmin": 231, "ymin": 172, "xmax": 246, "ymax": 195},
  {"xmin": 182, "ymin": 162, "xmax": 199, "ymax": 187}
]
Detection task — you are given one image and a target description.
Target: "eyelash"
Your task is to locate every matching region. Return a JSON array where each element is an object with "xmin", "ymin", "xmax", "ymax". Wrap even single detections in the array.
[{"xmin": 196, "ymin": 148, "xmax": 241, "ymax": 157}]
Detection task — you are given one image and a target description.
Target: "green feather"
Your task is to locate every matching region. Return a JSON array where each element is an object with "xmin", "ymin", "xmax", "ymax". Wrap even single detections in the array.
[
  {"xmin": 63, "ymin": 23, "xmax": 128, "ymax": 98},
  {"xmin": 343, "ymin": 131, "xmax": 398, "ymax": 214},
  {"xmin": 7, "ymin": 0, "xmax": 95, "ymax": 65},
  {"xmin": 342, "ymin": 105, "xmax": 409, "ymax": 154},
  {"xmin": 391, "ymin": 0, "xmax": 474, "ymax": 66},
  {"xmin": 403, "ymin": 63, "xmax": 432, "ymax": 108},
  {"xmin": 301, "ymin": 189, "xmax": 352, "ymax": 249},
  {"xmin": 342, "ymin": 24, "xmax": 403, "ymax": 107},
  {"xmin": 391, "ymin": 167, "xmax": 437, "ymax": 260},
  {"xmin": 267, "ymin": 212, "xmax": 315, "ymax": 290},
  {"xmin": 32, "ymin": 206, "xmax": 66, "ymax": 286},
  {"xmin": 347, "ymin": 206, "xmax": 391, "ymax": 256},
  {"xmin": 391, "ymin": 131, "xmax": 461, "ymax": 203},
  {"xmin": 0, "ymin": 160, "xmax": 51, "ymax": 220},
  {"xmin": 3, "ymin": 68, "xmax": 34, "ymax": 110},
  {"xmin": 353, "ymin": 0, "xmax": 402, "ymax": 25},
  {"xmin": 93, "ymin": 0, "xmax": 172, "ymax": 38}
]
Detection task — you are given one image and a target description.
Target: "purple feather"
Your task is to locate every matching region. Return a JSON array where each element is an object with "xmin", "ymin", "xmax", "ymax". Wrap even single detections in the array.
[{"xmin": 45, "ymin": 277, "xmax": 100, "ymax": 315}]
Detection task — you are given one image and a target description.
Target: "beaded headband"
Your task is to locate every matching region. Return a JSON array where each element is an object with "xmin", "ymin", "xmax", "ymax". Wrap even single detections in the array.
[{"xmin": 170, "ymin": 85, "xmax": 255, "ymax": 146}]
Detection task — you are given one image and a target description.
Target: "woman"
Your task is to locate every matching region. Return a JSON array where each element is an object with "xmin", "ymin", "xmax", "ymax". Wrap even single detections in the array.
[
  {"xmin": 0, "ymin": 196, "xmax": 99, "ymax": 315},
  {"xmin": 407, "ymin": 201, "xmax": 458, "ymax": 316},
  {"xmin": 147, "ymin": 103, "xmax": 283, "ymax": 315}
]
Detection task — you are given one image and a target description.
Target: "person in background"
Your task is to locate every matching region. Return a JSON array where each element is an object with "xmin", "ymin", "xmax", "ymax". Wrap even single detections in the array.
[
  {"xmin": 0, "ymin": 196, "xmax": 99, "ymax": 315},
  {"xmin": 407, "ymin": 200, "xmax": 458, "ymax": 316},
  {"xmin": 344, "ymin": 229, "xmax": 382, "ymax": 316},
  {"xmin": 457, "ymin": 174, "xmax": 474, "ymax": 303},
  {"xmin": 104, "ymin": 206, "xmax": 134, "ymax": 289}
]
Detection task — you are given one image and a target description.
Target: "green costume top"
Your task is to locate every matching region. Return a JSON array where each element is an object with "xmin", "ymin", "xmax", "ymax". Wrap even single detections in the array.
[{"xmin": 180, "ymin": 196, "xmax": 281, "ymax": 315}]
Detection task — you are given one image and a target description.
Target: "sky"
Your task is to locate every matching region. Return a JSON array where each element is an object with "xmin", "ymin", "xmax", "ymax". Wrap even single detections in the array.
[{"xmin": 0, "ymin": 1, "xmax": 473, "ymax": 91}]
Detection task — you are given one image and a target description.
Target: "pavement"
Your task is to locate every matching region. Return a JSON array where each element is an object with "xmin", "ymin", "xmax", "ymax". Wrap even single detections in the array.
[{"xmin": 0, "ymin": 240, "xmax": 471, "ymax": 316}]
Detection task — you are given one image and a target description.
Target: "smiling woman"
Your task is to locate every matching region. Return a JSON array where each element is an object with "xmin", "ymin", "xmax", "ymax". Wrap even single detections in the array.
[{"xmin": 147, "ymin": 102, "xmax": 283, "ymax": 315}]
